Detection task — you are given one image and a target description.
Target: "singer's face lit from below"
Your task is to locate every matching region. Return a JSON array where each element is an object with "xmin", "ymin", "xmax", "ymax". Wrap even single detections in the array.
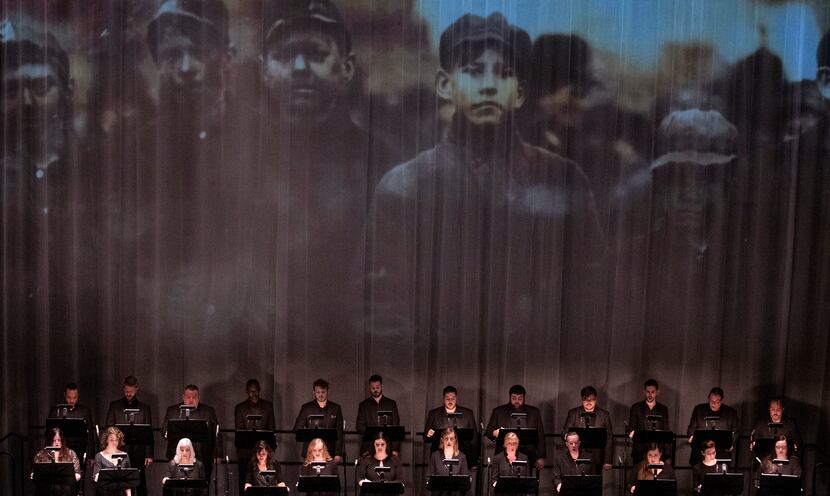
[
  {"xmin": 123, "ymin": 385, "xmax": 137, "ymax": 402},
  {"xmin": 443, "ymin": 392, "xmax": 457, "ymax": 410},
  {"xmin": 179, "ymin": 444, "xmax": 192, "ymax": 460},
  {"xmin": 769, "ymin": 401, "xmax": 783, "ymax": 422},
  {"xmin": 774, "ymin": 440, "xmax": 788, "ymax": 459},
  {"xmin": 566, "ymin": 434, "xmax": 580, "ymax": 455},
  {"xmin": 703, "ymin": 446, "xmax": 716, "ymax": 461},
  {"xmin": 708, "ymin": 394, "xmax": 722, "ymax": 412},
  {"xmin": 182, "ymin": 389, "xmax": 199, "ymax": 408},
  {"xmin": 443, "ymin": 432, "xmax": 457, "ymax": 449},
  {"xmin": 644, "ymin": 386, "xmax": 658, "ymax": 403},
  {"xmin": 504, "ymin": 434, "xmax": 519, "ymax": 452},
  {"xmin": 107, "ymin": 433, "xmax": 118, "ymax": 449},
  {"xmin": 311, "ymin": 441, "xmax": 325, "ymax": 460},
  {"xmin": 647, "ymin": 448, "xmax": 661, "ymax": 464},
  {"xmin": 257, "ymin": 448, "xmax": 269, "ymax": 464},
  {"xmin": 52, "ymin": 433, "xmax": 62, "ymax": 447},
  {"xmin": 510, "ymin": 394, "xmax": 524, "ymax": 409},
  {"xmin": 582, "ymin": 395, "xmax": 597, "ymax": 412},
  {"xmin": 247, "ymin": 385, "xmax": 260, "ymax": 403},
  {"xmin": 65, "ymin": 389, "xmax": 78, "ymax": 407},
  {"xmin": 374, "ymin": 438, "xmax": 387, "ymax": 456},
  {"xmin": 314, "ymin": 386, "xmax": 328, "ymax": 404}
]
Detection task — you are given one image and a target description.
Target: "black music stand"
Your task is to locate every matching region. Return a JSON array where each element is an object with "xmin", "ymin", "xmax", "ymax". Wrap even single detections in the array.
[
  {"xmin": 364, "ymin": 426, "xmax": 405, "ymax": 445},
  {"xmin": 116, "ymin": 423, "xmax": 154, "ymax": 446},
  {"xmin": 752, "ymin": 438, "xmax": 775, "ymax": 457},
  {"xmin": 98, "ymin": 467, "xmax": 140, "ymax": 492},
  {"xmin": 235, "ymin": 430, "xmax": 277, "ymax": 450},
  {"xmin": 494, "ymin": 476, "xmax": 538, "ymax": 494},
  {"xmin": 296, "ymin": 415, "xmax": 338, "ymax": 447},
  {"xmin": 298, "ymin": 475, "xmax": 341, "ymax": 493},
  {"xmin": 167, "ymin": 418, "xmax": 211, "ymax": 445},
  {"xmin": 632, "ymin": 430, "xmax": 675, "ymax": 446},
  {"xmin": 426, "ymin": 475, "xmax": 471, "ymax": 493},
  {"xmin": 246, "ymin": 488, "xmax": 290, "ymax": 496},
  {"xmin": 571, "ymin": 428, "xmax": 607, "ymax": 450},
  {"xmin": 33, "ymin": 462, "xmax": 76, "ymax": 493},
  {"xmin": 701, "ymin": 472, "xmax": 744, "ymax": 496},
  {"xmin": 693, "ymin": 429, "xmax": 734, "ymax": 452},
  {"xmin": 360, "ymin": 481, "xmax": 405, "ymax": 495},
  {"xmin": 164, "ymin": 478, "xmax": 209, "ymax": 496},
  {"xmin": 633, "ymin": 479, "xmax": 677, "ymax": 496},
  {"xmin": 758, "ymin": 474, "xmax": 801, "ymax": 496},
  {"xmin": 497, "ymin": 429, "xmax": 539, "ymax": 451},
  {"xmin": 560, "ymin": 475, "xmax": 602, "ymax": 496},
  {"xmin": 45, "ymin": 417, "xmax": 89, "ymax": 456}
]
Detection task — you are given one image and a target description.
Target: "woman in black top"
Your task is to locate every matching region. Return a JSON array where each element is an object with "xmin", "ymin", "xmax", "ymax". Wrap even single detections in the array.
[{"xmin": 245, "ymin": 440, "xmax": 285, "ymax": 490}]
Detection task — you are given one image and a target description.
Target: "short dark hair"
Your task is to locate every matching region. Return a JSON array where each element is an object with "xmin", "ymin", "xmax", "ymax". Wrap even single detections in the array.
[
  {"xmin": 123, "ymin": 376, "xmax": 138, "ymax": 387},
  {"xmin": 313, "ymin": 378, "xmax": 329, "ymax": 390},
  {"xmin": 442, "ymin": 385, "xmax": 458, "ymax": 396},
  {"xmin": 769, "ymin": 398, "xmax": 783, "ymax": 408},
  {"xmin": 708, "ymin": 387, "xmax": 724, "ymax": 399},
  {"xmin": 65, "ymin": 382, "xmax": 79, "ymax": 392},
  {"xmin": 508, "ymin": 384, "xmax": 526, "ymax": 396},
  {"xmin": 184, "ymin": 384, "xmax": 199, "ymax": 392},
  {"xmin": 644, "ymin": 379, "xmax": 659, "ymax": 389},
  {"xmin": 246, "ymin": 378, "xmax": 260, "ymax": 389},
  {"xmin": 368, "ymin": 374, "xmax": 383, "ymax": 384},
  {"xmin": 818, "ymin": 30, "xmax": 830, "ymax": 68},
  {"xmin": 580, "ymin": 386, "xmax": 598, "ymax": 399}
]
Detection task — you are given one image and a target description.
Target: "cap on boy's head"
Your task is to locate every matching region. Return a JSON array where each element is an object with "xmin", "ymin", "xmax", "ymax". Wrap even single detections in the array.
[
  {"xmin": 531, "ymin": 34, "xmax": 596, "ymax": 97},
  {"xmin": 146, "ymin": 0, "xmax": 229, "ymax": 62},
  {"xmin": 262, "ymin": 0, "xmax": 351, "ymax": 53},
  {"xmin": 439, "ymin": 12, "xmax": 531, "ymax": 82},
  {"xmin": 0, "ymin": 18, "xmax": 69, "ymax": 87}
]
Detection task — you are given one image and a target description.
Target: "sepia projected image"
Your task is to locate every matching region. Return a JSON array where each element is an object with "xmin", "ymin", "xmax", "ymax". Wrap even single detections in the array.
[{"xmin": 2, "ymin": 1, "xmax": 830, "ymax": 495}]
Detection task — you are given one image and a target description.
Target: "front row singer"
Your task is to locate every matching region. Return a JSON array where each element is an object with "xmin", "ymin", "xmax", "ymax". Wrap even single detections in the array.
[
  {"xmin": 627, "ymin": 443, "xmax": 675, "ymax": 494},
  {"xmin": 245, "ymin": 440, "xmax": 286, "ymax": 490},
  {"xmin": 357, "ymin": 433, "xmax": 402, "ymax": 485},
  {"xmin": 94, "ymin": 426, "xmax": 133, "ymax": 496},
  {"xmin": 490, "ymin": 432, "xmax": 530, "ymax": 487},
  {"xmin": 162, "ymin": 438, "xmax": 206, "ymax": 496},
  {"xmin": 32, "ymin": 427, "xmax": 82, "ymax": 496}
]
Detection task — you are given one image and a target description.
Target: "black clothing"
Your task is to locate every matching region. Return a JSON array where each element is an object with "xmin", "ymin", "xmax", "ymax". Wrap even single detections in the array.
[
  {"xmin": 627, "ymin": 400, "xmax": 671, "ymax": 463},
  {"xmin": 294, "ymin": 401, "xmax": 345, "ymax": 458},
  {"xmin": 489, "ymin": 451, "xmax": 532, "ymax": 495},
  {"xmin": 751, "ymin": 416, "xmax": 802, "ymax": 456},
  {"xmin": 760, "ymin": 456, "xmax": 801, "ymax": 477},
  {"xmin": 300, "ymin": 460, "xmax": 339, "ymax": 496},
  {"xmin": 32, "ymin": 448, "xmax": 81, "ymax": 496},
  {"xmin": 105, "ymin": 397, "xmax": 154, "ymax": 496},
  {"xmin": 162, "ymin": 403, "xmax": 219, "ymax": 480},
  {"xmin": 486, "ymin": 403, "xmax": 547, "ymax": 462},
  {"xmin": 235, "ymin": 398, "xmax": 276, "ymax": 494},
  {"xmin": 356, "ymin": 395, "xmax": 401, "ymax": 455},
  {"xmin": 691, "ymin": 462, "xmax": 720, "ymax": 493},
  {"xmin": 628, "ymin": 461, "xmax": 676, "ymax": 493},
  {"xmin": 424, "ymin": 405, "xmax": 480, "ymax": 464},
  {"xmin": 429, "ymin": 451, "xmax": 470, "ymax": 476},
  {"xmin": 552, "ymin": 449, "xmax": 595, "ymax": 491},
  {"xmin": 686, "ymin": 403, "xmax": 739, "ymax": 465},
  {"xmin": 93, "ymin": 451, "xmax": 132, "ymax": 496},
  {"xmin": 163, "ymin": 460, "xmax": 207, "ymax": 496},
  {"xmin": 562, "ymin": 406, "xmax": 613, "ymax": 471},
  {"xmin": 356, "ymin": 455, "xmax": 403, "ymax": 483},
  {"xmin": 245, "ymin": 460, "xmax": 284, "ymax": 486},
  {"xmin": 47, "ymin": 403, "xmax": 97, "ymax": 461}
]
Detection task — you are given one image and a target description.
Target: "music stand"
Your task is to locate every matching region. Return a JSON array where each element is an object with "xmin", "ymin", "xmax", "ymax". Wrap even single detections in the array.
[
  {"xmin": 494, "ymin": 476, "xmax": 538, "ymax": 494},
  {"xmin": 758, "ymin": 474, "xmax": 801, "ymax": 496},
  {"xmin": 246, "ymin": 488, "xmax": 290, "ymax": 496},
  {"xmin": 98, "ymin": 467, "xmax": 140, "ymax": 492},
  {"xmin": 235, "ymin": 430, "xmax": 277, "ymax": 450},
  {"xmin": 633, "ymin": 479, "xmax": 677, "ymax": 496},
  {"xmin": 560, "ymin": 475, "xmax": 602, "ymax": 496},
  {"xmin": 163, "ymin": 478, "xmax": 209, "ymax": 496},
  {"xmin": 701, "ymin": 472, "xmax": 744, "ymax": 496},
  {"xmin": 360, "ymin": 481, "xmax": 405, "ymax": 495},
  {"xmin": 167, "ymin": 418, "xmax": 211, "ymax": 445},
  {"xmin": 45, "ymin": 417, "xmax": 89, "ymax": 455},
  {"xmin": 116, "ymin": 423, "xmax": 154, "ymax": 446},
  {"xmin": 752, "ymin": 438, "xmax": 775, "ymax": 457},
  {"xmin": 571, "ymin": 428, "xmax": 607, "ymax": 450},
  {"xmin": 298, "ymin": 475, "xmax": 341, "ymax": 493},
  {"xmin": 632, "ymin": 430, "xmax": 675, "ymax": 445},
  {"xmin": 296, "ymin": 415, "xmax": 338, "ymax": 446},
  {"xmin": 427, "ymin": 475, "xmax": 471, "ymax": 493},
  {"xmin": 363, "ymin": 426, "xmax": 405, "ymax": 445},
  {"xmin": 32, "ymin": 462, "xmax": 76, "ymax": 491}
]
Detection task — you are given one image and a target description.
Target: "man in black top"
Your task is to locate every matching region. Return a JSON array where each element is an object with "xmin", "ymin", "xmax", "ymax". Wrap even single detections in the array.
[
  {"xmin": 750, "ymin": 398, "xmax": 802, "ymax": 457},
  {"xmin": 627, "ymin": 379, "xmax": 671, "ymax": 463},
  {"xmin": 686, "ymin": 387, "xmax": 739, "ymax": 465},
  {"xmin": 294, "ymin": 378, "xmax": 344, "ymax": 462},
  {"xmin": 424, "ymin": 385, "xmax": 480, "ymax": 464},
  {"xmin": 562, "ymin": 386, "xmax": 613, "ymax": 473},
  {"xmin": 162, "ymin": 384, "xmax": 220, "ymax": 480},
  {"xmin": 47, "ymin": 382, "xmax": 98, "ymax": 464},
  {"xmin": 356, "ymin": 374, "xmax": 401, "ymax": 456},
  {"xmin": 486, "ymin": 384, "xmax": 546, "ymax": 471},
  {"xmin": 104, "ymin": 376, "xmax": 154, "ymax": 496},
  {"xmin": 234, "ymin": 378, "xmax": 276, "ymax": 494}
]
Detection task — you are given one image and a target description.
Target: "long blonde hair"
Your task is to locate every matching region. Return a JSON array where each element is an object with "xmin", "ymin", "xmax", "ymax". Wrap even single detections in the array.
[
  {"xmin": 304, "ymin": 438, "xmax": 333, "ymax": 466},
  {"xmin": 439, "ymin": 428, "xmax": 460, "ymax": 458}
]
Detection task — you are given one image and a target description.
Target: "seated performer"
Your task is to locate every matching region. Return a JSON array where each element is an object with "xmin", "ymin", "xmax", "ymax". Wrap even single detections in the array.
[
  {"xmin": 294, "ymin": 379, "xmax": 344, "ymax": 463},
  {"xmin": 760, "ymin": 436, "xmax": 801, "ymax": 476},
  {"xmin": 162, "ymin": 438, "xmax": 206, "ymax": 496},
  {"xmin": 356, "ymin": 433, "xmax": 403, "ymax": 485},
  {"xmin": 429, "ymin": 428, "xmax": 470, "ymax": 475},
  {"xmin": 692, "ymin": 440, "xmax": 721, "ymax": 493},
  {"xmin": 244, "ymin": 440, "xmax": 285, "ymax": 490},
  {"xmin": 424, "ymin": 386, "xmax": 479, "ymax": 463},
  {"xmin": 162, "ymin": 385, "xmax": 219, "ymax": 481},
  {"xmin": 687, "ymin": 387, "xmax": 738, "ymax": 466},
  {"xmin": 486, "ymin": 385, "xmax": 546, "ymax": 471},
  {"xmin": 301, "ymin": 438, "xmax": 339, "ymax": 496},
  {"xmin": 490, "ymin": 432, "xmax": 530, "ymax": 487},
  {"xmin": 553, "ymin": 431, "xmax": 596, "ymax": 493},
  {"xmin": 628, "ymin": 443, "xmax": 675, "ymax": 494},
  {"xmin": 94, "ymin": 426, "xmax": 133, "ymax": 496},
  {"xmin": 32, "ymin": 427, "xmax": 82, "ymax": 496}
]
